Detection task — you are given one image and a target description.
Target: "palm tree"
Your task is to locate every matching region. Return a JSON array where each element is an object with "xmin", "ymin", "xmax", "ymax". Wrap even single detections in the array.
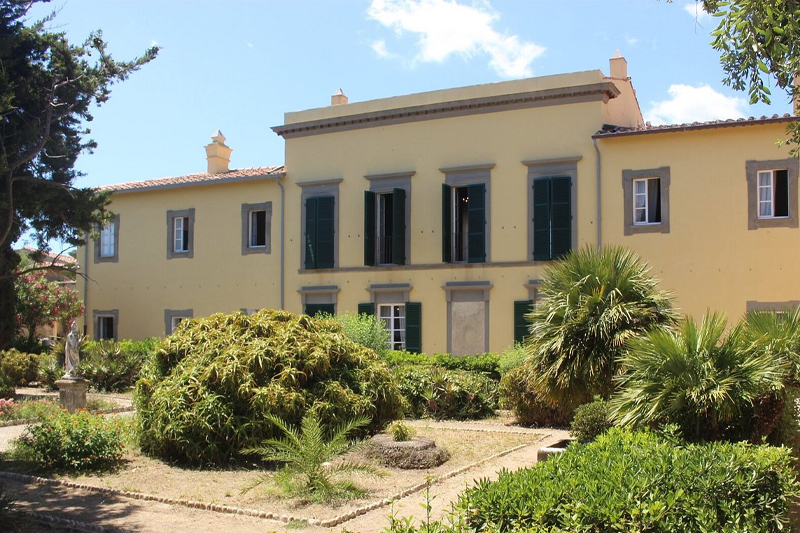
[
  {"xmin": 243, "ymin": 410, "xmax": 380, "ymax": 502},
  {"xmin": 610, "ymin": 312, "xmax": 790, "ymax": 441},
  {"xmin": 524, "ymin": 245, "xmax": 676, "ymax": 410}
]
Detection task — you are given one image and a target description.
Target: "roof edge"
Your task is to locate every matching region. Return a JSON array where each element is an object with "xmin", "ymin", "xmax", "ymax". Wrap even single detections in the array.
[{"xmin": 593, "ymin": 114, "xmax": 798, "ymax": 139}]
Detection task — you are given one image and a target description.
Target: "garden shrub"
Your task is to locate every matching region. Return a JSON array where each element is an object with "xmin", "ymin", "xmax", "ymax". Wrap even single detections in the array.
[
  {"xmin": 0, "ymin": 373, "xmax": 13, "ymax": 399},
  {"xmin": 79, "ymin": 338, "xmax": 159, "ymax": 392},
  {"xmin": 135, "ymin": 310, "xmax": 404, "ymax": 465},
  {"xmin": 393, "ymin": 364, "xmax": 497, "ymax": 420},
  {"xmin": 388, "ymin": 420, "xmax": 415, "ymax": 442},
  {"xmin": 14, "ymin": 410, "xmax": 125, "ymax": 472},
  {"xmin": 383, "ymin": 350, "xmax": 501, "ymax": 380},
  {"xmin": 321, "ymin": 312, "xmax": 390, "ymax": 356},
  {"xmin": 496, "ymin": 343, "xmax": 526, "ymax": 376},
  {"xmin": 459, "ymin": 428, "xmax": 799, "ymax": 533},
  {"xmin": 0, "ymin": 349, "xmax": 39, "ymax": 386},
  {"xmin": 498, "ymin": 366, "xmax": 571, "ymax": 426},
  {"xmin": 570, "ymin": 397, "xmax": 612, "ymax": 441},
  {"xmin": 36, "ymin": 351, "xmax": 63, "ymax": 391}
]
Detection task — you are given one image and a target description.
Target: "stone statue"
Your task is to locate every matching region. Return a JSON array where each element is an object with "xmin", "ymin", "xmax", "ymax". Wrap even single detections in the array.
[{"xmin": 64, "ymin": 320, "xmax": 80, "ymax": 378}]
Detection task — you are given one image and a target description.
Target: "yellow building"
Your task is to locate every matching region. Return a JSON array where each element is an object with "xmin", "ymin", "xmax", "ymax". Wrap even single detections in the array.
[{"xmin": 78, "ymin": 56, "xmax": 798, "ymax": 355}]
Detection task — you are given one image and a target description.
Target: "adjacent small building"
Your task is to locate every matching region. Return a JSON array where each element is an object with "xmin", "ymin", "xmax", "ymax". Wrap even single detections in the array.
[{"xmin": 77, "ymin": 56, "xmax": 799, "ymax": 354}]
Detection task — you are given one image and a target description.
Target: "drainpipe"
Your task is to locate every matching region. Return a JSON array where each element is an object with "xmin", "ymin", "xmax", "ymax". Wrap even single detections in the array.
[
  {"xmin": 593, "ymin": 137, "xmax": 602, "ymax": 249},
  {"xmin": 82, "ymin": 234, "xmax": 89, "ymax": 336},
  {"xmin": 274, "ymin": 173, "xmax": 286, "ymax": 309}
]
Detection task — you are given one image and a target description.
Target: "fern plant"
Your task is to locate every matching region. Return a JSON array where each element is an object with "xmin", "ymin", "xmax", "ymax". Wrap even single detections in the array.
[{"xmin": 244, "ymin": 411, "xmax": 380, "ymax": 502}]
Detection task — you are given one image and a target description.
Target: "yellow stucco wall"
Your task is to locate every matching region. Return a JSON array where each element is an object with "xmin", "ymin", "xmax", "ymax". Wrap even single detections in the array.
[
  {"xmin": 598, "ymin": 121, "xmax": 798, "ymax": 322},
  {"xmin": 77, "ymin": 178, "xmax": 282, "ymax": 339}
]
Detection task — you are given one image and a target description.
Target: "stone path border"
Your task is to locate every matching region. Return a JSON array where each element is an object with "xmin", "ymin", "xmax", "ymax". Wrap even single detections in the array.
[
  {"xmin": 13, "ymin": 508, "xmax": 129, "ymax": 533},
  {"xmin": 0, "ymin": 424, "xmax": 554, "ymax": 529}
]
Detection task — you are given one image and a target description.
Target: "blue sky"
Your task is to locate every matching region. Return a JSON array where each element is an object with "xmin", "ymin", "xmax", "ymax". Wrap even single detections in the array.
[{"xmin": 27, "ymin": 0, "xmax": 792, "ymax": 192}]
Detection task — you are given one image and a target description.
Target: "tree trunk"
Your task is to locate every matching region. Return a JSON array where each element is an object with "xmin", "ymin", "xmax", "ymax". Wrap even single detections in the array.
[{"xmin": 0, "ymin": 244, "xmax": 20, "ymax": 350}]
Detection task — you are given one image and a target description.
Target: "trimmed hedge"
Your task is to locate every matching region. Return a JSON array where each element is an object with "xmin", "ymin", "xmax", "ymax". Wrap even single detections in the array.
[
  {"xmin": 383, "ymin": 350, "xmax": 501, "ymax": 380},
  {"xmin": 135, "ymin": 310, "xmax": 404, "ymax": 465},
  {"xmin": 459, "ymin": 428, "xmax": 798, "ymax": 533},
  {"xmin": 393, "ymin": 364, "xmax": 497, "ymax": 420}
]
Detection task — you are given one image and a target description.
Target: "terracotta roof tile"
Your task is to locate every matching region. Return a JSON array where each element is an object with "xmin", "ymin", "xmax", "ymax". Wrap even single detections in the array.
[
  {"xmin": 22, "ymin": 247, "xmax": 77, "ymax": 266},
  {"xmin": 100, "ymin": 166, "xmax": 285, "ymax": 193},
  {"xmin": 594, "ymin": 114, "xmax": 798, "ymax": 138}
]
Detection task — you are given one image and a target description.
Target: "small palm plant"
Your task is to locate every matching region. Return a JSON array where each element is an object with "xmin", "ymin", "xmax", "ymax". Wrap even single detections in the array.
[
  {"xmin": 244, "ymin": 410, "xmax": 380, "ymax": 502},
  {"xmin": 610, "ymin": 312, "xmax": 790, "ymax": 441}
]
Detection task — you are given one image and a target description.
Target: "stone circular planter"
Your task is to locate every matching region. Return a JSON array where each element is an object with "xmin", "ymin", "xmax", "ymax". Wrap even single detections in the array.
[{"xmin": 367, "ymin": 434, "xmax": 450, "ymax": 469}]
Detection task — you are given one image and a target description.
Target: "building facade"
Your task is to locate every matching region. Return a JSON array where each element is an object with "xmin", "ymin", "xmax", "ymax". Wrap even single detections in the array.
[{"xmin": 77, "ymin": 57, "xmax": 799, "ymax": 354}]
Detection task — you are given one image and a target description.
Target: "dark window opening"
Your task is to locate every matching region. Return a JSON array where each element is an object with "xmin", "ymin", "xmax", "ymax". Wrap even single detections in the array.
[
  {"xmin": 453, "ymin": 187, "xmax": 469, "ymax": 262},
  {"xmin": 378, "ymin": 193, "xmax": 394, "ymax": 264}
]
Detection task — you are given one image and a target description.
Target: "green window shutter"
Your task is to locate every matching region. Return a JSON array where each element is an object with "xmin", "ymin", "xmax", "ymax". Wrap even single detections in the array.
[
  {"xmin": 305, "ymin": 303, "xmax": 334, "ymax": 317},
  {"xmin": 357, "ymin": 302, "xmax": 375, "ymax": 316},
  {"xmin": 514, "ymin": 300, "xmax": 534, "ymax": 344},
  {"xmin": 304, "ymin": 197, "xmax": 318, "ymax": 269},
  {"xmin": 442, "ymin": 184, "xmax": 452, "ymax": 263},
  {"xmin": 532, "ymin": 178, "xmax": 551, "ymax": 261},
  {"xmin": 364, "ymin": 191, "xmax": 376, "ymax": 266},
  {"xmin": 467, "ymin": 183, "xmax": 486, "ymax": 263},
  {"xmin": 315, "ymin": 196, "xmax": 335, "ymax": 269},
  {"xmin": 550, "ymin": 177, "xmax": 572, "ymax": 260},
  {"xmin": 392, "ymin": 188, "xmax": 406, "ymax": 265},
  {"xmin": 405, "ymin": 302, "xmax": 422, "ymax": 353}
]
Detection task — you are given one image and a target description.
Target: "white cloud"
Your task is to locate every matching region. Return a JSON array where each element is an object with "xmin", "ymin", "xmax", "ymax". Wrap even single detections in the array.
[
  {"xmin": 247, "ymin": 43, "xmax": 255, "ymax": 49},
  {"xmin": 646, "ymin": 84, "xmax": 748, "ymax": 125},
  {"xmin": 367, "ymin": 0, "xmax": 545, "ymax": 78},
  {"xmin": 626, "ymin": 36, "xmax": 638, "ymax": 46},
  {"xmin": 150, "ymin": 40, "xmax": 159, "ymax": 47}
]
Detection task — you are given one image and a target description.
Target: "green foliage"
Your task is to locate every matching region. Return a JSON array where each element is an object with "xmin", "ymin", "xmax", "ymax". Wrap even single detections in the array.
[
  {"xmin": 383, "ymin": 351, "xmax": 502, "ymax": 380},
  {"xmin": 388, "ymin": 420, "xmax": 415, "ymax": 442},
  {"xmin": 611, "ymin": 312, "xmax": 790, "ymax": 442},
  {"xmin": 0, "ymin": 348, "xmax": 39, "ymax": 386},
  {"xmin": 135, "ymin": 310, "xmax": 404, "ymax": 465},
  {"xmin": 393, "ymin": 365, "xmax": 497, "ymax": 420},
  {"xmin": 0, "ymin": 1, "xmax": 158, "ymax": 349},
  {"xmin": 0, "ymin": 373, "xmax": 13, "ymax": 399},
  {"xmin": 36, "ymin": 350, "xmax": 63, "ymax": 390},
  {"xmin": 458, "ymin": 428, "xmax": 798, "ymax": 533},
  {"xmin": 322, "ymin": 312, "xmax": 390, "ymax": 356},
  {"xmin": 495, "ymin": 344, "xmax": 526, "ymax": 376},
  {"xmin": 524, "ymin": 245, "xmax": 677, "ymax": 410},
  {"xmin": 14, "ymin": 410, "xmax": 125, "ymax": 472},
  {"xmin": 570, "ymin": 397, "xmax": 612, "ymax": 441},
  {"xmin": 14, "ymin": 272, "xmax": 83, "ymax": 344},
  {"xmin": 79, "ymin": 338, "xmax": 158, "ymax": 392},
  {"xmin": 498, "ymin": 366, "xmax": 572, "ymax": 427},
  {"xmin": 0, "ymin": 398, "xmax": 60, "ymax": 422},
  {"xmin": 243, "ymin": 411, "xmax": 379, "ymax": 503}
]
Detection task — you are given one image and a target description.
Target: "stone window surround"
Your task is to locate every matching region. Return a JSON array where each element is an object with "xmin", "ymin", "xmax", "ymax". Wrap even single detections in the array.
[
  {"xmin": 94, "ymin": 214, "xmax": 120, "ymax": 264},
  {"xmin": 298, "ymin": 285, "xmax": 340, "ymax": 311},
  {"xmin": 164, "ymin": 308, "xmax": 193, "ymax": 336},
  {"xmin": 366, "ymin": 283, "xmax": 412, "ymax": 305},
  {"xmin": 524, "ymin": 156, "xmax": 580, "ymax": 259},
  {"xmin": 442, "ymin": 280, "xmax": 492, "ymax": 354},
  {"xmin": 364, "ymin": 171, "xmax": 415, "ymax": 265},
  {"xmin": 440, "ymin": 163, "xmax": 493, "ymax": 263},
  {"xmin": 746, "ymin": 158, "xmax": 799, "ymax": 230},
  {"xmin": 92, "ymin": 309, "xmax": 118, "ymax": 341},
  {"xmin": 298, "ymin": 179, "xmax": 341, "ymax": 270},
  {"xmin": 524, "ymin": 279, "xmax": 542, "ymax": 303},
  {"xmin": 167, "ymin": 208, "xmax": 195, "ymax": 259},
  {"xmin": 241, "ymin": 201, "xmax": 272, "ymax": 255},
  {"xmin": 621, "ymin": 166, "xmax": 671, "ymax": 235}
]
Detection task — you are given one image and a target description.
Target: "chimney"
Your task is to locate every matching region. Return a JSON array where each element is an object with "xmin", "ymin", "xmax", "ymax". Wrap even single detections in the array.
[
  {"xmin": 609, "ymin": 50, "xmax": 628, "ymax": 79},
  {"xmin": 204, "ymin": 130, "xmax": 232, "ymax": 174},
  {"xmin": 331, "ymin": 88, "xmax": 348, "ymax": 106}
]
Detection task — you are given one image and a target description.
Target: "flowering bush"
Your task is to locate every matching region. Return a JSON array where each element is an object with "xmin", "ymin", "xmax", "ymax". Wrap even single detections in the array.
[
  {"xmin": 14, "ymin": 410, "xmax": 125, "ymax": 472},
  {"xmin": 14, "ymin": 271, "xmax": 83, "ymax": 343}
]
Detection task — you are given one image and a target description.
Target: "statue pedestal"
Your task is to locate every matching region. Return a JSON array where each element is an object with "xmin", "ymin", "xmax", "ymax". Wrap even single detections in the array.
[{"xmin": 55, "ymin": 378, "xmax": 89, "ymax": 413}]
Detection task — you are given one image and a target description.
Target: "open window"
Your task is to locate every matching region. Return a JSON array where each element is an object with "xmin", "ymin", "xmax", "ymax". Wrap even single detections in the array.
[
  {"xmin": 622, "ymin": 167, "xmax": 670, "ymax": 235},
  {"xmin": 364, "ymin": 189, "xmax": 406, "ymax": 266},
  {"xmin": 442, "ymin": 183, "xmax": 486, "ymax": 263},
  {"xmin": 747, "ymin": 159, "xmax": 799, "ymax": 230}
]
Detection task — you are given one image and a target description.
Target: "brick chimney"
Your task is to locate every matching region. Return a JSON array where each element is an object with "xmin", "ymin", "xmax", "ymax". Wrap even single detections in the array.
[
  {"xmin": 204, "ymin": 130, "xmax": 232, "ymax": 174},
  {"xmin": 609, "ymin": 50, "xmax": 628, "ymax": 79},
  {"xmin": 331, "ymin": 88, "xmax": 348, "ymax": 106}
]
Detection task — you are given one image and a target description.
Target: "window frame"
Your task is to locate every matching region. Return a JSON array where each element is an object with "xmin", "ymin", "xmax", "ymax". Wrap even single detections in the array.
[
  {"xmin": 442, "ymin": 280, "xmax": 492, "ymax": 355},
  {"xmin": 93, "ymin": 214, "xmax": 120, "ymax": 264},
  {"xmin": 298, "ymin": 179, "xmax": 341, "ymax": 270},
  {"xmin": 757, "ymin": 169, "xmax": 789, "ymax": 220},
  {"xmin": 746, "ymin": 158, "xmax": 799, "ymax": 230},
  {"xmin": 92, "ymin": 309, "xmax": 118, "ymax": 341},
  {"xmin": 364, "ymin": 171, "xmax": 413, "ymax": 267},
  {"xmin": 166, "ymin": 208, "xmax": 195, "ymax": 259},
  {"xmin": 622, "ymin": 167, "xmax": 671, "ymax": 235},
  {"xmin": 525, "ymin": 157, "xmax": 579, "ymax": 260},
  {"xmin": 241, "ymin": 202, "xmax": 272, "ymax": 255},
  {"xmin": 440, "ymin": 164, "xmax": 492, "ymax": 264},
  {"xmin": 298, "ymin": 285, "xmax": 340, "ymax": 315},
  {"xmin": 164, "ymin": 309, "xmax": 193, "ymax": 336},
  {"xmin": 378, "ymin": 303, "xmax": 406, "ymax": 351}
]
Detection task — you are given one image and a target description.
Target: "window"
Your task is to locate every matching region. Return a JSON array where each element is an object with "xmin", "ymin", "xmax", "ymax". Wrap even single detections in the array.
[
  {"xmin": 93, "ymin": 310, "xmax": 118, "ymax": 341},
  {"xmin": 298, "ymin": 285, "xmax": 339, "ymax": 316},
  {"xmin": 442, "ymin": 281, "xmax": 490, "ymax": 356},
  {"xmin": 622, "ymin": 167, "xmax": 671, "ymax": 235},
  {"xmin": 305, "ymin": 303, "xmax": 334, "ymax": 317},
  {"xmin": 513, "ymin": 300, "xmax": 534, "ymax": 345},
  {"xmin": 299, "ymin": 179, "xmax": 340, "ymax": 270},
  {"xmin": 532, "ymin": 176, "xmax": 572, "ymax": 260},
  {"xmin": 440, "ymin": 164, "xmax": 492, "ymax": 264},
  {"xmin": 164, "ymin": 309, "xmax": 193, "ymax": 335},
  {"xmin": 241, "ymin": 202, "xmax": 272, "ymax": 255},
  {"xmin": 747, "ymin": 158, "xmax": 798, "ymax": 230},
  {"xmin": 167, "ymin": 209, "xmax": 195, "ymax": 259},
  {"xmin": 379, "ymin": 304, "xmax": 406, "ymax": 350},
  {"xmin": 364, "ymin": 189, "xmax": 406, "ymax": 265},
  {"xmin": 94, "ymin": 214, "xmax": 119, "ymax": 263}
]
